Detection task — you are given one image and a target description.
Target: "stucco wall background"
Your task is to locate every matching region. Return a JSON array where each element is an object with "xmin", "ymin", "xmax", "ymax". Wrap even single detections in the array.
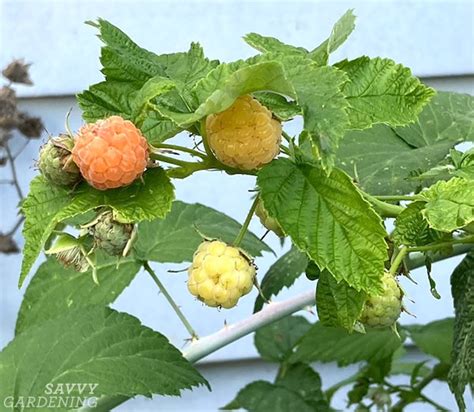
[{"xmin": 1, "ymin": 1, "xmax": 473, "ymax": 411}]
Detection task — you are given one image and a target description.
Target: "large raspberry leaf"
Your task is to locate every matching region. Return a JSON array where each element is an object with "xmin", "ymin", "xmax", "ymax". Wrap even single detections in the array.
[
  {"xmin": 16, "ymin": 256, "xmax": 141, "ymax": 335},
  {"xmin": 253, "ymin": 246, "xmax": 308, "ymax": 312},
  {"xmin": 254, "ymin": 316, "xmax": 311, "ymax": 362},
  {"xmin": 316, "ymin": 271, "xmax": 366, "ymax": 331},
  {"xmin": 449, "ymin": 253, "xmax": 474, "ymax": 411},
  {"xmin": 336, "ymin": 57, "xmax": 435, "ymax": 130},
  {"xmin": 134, "ymin": 201, "xmax": 272, "ymax": 263},
  {"xmin": 418, "ymin": 177, "xmax": 474, "ymax": 232},
  {"xmin": 258, "ymin": 158, "xmax": 387, "ymax": 294},
  {"xmin": 0, "ymin": 306, "xmax": 208, "ymax": 407},
  {"xmin": 337, "ymin": 91, "xmax": 473, "ymax": 195},
  {"xmin": 290, "ymin": 322, "xmax": 402, "ymax": 366},
  {"xmin": 223, "ymin": 364, "xmax": 328, "ymax": 412},
  {"xmin": 57, "ymin": 167, "xmax": 174, "ymax": 223}
]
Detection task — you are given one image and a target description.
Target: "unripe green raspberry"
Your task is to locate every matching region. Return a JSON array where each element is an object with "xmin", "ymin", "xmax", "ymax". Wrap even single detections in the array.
[
  {"xmin": 188, "ymin": 240, "xmax": 256, "ymax": 309},
  {"xmin": 88, "ymin": 211, "xmax": 134, "ymax": 256},
  {"xmin": 359, "ymin": 272, "xmax": 402, "ymax": 328},
  {"xmin": 38, "ymin": 135, "xmax": 81, "ymax": 186},
  {"xmin": 255, "ymin": 199, "xmax": 284, "ymax": 237}
]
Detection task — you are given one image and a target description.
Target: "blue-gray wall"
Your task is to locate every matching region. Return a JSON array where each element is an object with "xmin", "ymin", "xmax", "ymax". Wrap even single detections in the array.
[{"xmin": 1, "ymin": 1, "xmax": 473, "ymax": 410}]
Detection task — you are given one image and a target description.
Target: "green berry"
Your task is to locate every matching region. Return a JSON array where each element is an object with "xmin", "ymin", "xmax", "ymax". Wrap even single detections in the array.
[
  {"xmin": 88, "ymin": 211, "xmax": 134, "ymax": 256},
  {"xmin": 359, "ymin": 272, "xmax": 402, "ymax": 328},
  {"xmin": 38, "ymin": 135, "xmax": 81, "ymax": 186},
  {"xmin": 255, "ymin": 198, "xmax": 284, "ymax": 237}
]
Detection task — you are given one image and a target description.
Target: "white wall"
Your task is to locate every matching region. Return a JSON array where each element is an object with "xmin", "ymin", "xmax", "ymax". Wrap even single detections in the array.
[{"xmin": 1, "ymin": 1, "xmax": 473, "ymax": 410}]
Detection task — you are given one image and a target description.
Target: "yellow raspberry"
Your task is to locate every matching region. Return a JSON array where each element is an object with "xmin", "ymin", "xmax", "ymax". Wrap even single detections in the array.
[
  {"xmin": 72, "ymin": 116, "xmax": 149, "ymax": 190},
  {"xmin": 205, "ymin": 95, "xmax": 282, "ymax": 170},
  {"xmin": 359, "ymin": 272, "xmax": 403, "ymax": 328},
  {"xmin": 187, "ymin": 240, "xmax": 256, "ymax": 309}
]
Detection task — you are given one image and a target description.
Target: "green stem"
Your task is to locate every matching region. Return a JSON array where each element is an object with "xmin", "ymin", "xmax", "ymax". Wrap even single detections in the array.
[
  {"xmin": 151, "ymin": 143, "xmax": 207, "ymax": 159},
  {"xmin": 389, "ymin": 246, "xmax": 408, "ymax": 276},
  {"xmin": 234, "ymin": 195, "xmax": 260, "ymax": 247},
  {"xmin": 150, "ymin": 153, "xmax": 200, "ymax": 168},
  {"xmin": 281, "ymin": 130, "xmax": 293, "ymax": 143},
  {"xmin": 363, "ymin": 193, "xmax": 404, "ymax": 218},
  {"xmin": 143, "ymin": 261, "xmax": 198, "ymax": 339},
  {"xmin": 390, "ymin": 370, "xmax": 442, "ymax": 411},
  {"xmin": 407, "ymin": 235, "xmax": 474, "ymax": 253},
  {"xmin": 405, "ymin": 243, "xmax": 472, "ymax": 269},
  {"xmin": 375, "ymin": 195, "xmax": 419, "ymax": 202}
]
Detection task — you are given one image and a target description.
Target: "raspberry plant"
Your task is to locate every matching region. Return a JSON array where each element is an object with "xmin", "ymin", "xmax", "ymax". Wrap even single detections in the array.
[{"xmin": 1, "ymin": 10, "xmax": 473, "ymax": 411}]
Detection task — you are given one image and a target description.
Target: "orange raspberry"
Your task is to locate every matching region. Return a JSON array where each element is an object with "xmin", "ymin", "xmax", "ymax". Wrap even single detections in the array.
[{"xmin": 72, "ymin": 116, "xmax": 148, "ymax": 190}]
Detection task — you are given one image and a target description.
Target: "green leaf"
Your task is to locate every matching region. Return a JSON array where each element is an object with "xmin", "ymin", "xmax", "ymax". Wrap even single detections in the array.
[
  {"xmin": 15, "ymin": 256, "xmax": 141, "ymax": 335},
  {"xmin": 419, "ymin": 178, "xmax": 474, "ymax": 232},
  {"xmin": 284, "ymin": 59, "xmax": 349, "ymax": 170},
  {"xmin": 290, "ymin": 322, "xmax": 402, "ymax": 366},
  {"xmin": 160, "ymin": 61, "xmax": 295, "ymax": 127},
  {"xmin": 337, "ymin": 124, "xmax": 459, "ymax": 195},
  {"xmin": 336, "ymin": 57, "xmax": 435, "ymax": 130},
  {"xmin": 316, "ymin": 271, "xmax": 366, "ymax": 331},
  {"xmin": 275, "ymin": 363, "xmax": 330, "ymax": 411},
  {"xmin": 243, "ymin": 33, "xmax": 308, "ymax": 56},
  {"xmin": 134, "ymin": 201, "xmax": 272, "ymax": 263},
  {"xmin": 222, "ymin": 380, "xmax": 319, "ymax": 412},
  {"xmin": 77, "ymin": 80, "xmax": 138, "ymax": 122},
  {"xmin": 254, "ymin": 246, "xmax": 308, "ymax": 312},
  {"xmin": 91, "ymin": 18, "xmax": 164, "ymax": 82},
  {"xmin": 19, "ymin": 177, "xmax": 72, "ymax": 287},
  {"xmin": 395, "ymin": 91, "xmax": 474, "ymax": 147},
  {"xmin": 393, "ymin": 202, "xmax": 446, "ymax": 246},
  {"xmin": 253, "ymin": 91, "xmax": 301, "ymax": 121},
  {"xmin": 254, "ymin": 316, "xmax": 312, "ymax": 362},
  {"xmin": 57, "ymin": 167, "xmax": 175, "ymax": 224},
  {"xmin": 310, "ymin": 9, "xmax": 356, "ymax": 65},
  {"xmin": 258, "ymin": 159, "xmax": 387, "ymax": 293},
  {"xmin": 449, "ymin": 253, "xmax": 474, "ymax": 411},
  {"xmin": 0, "ymin": 306, "xmax": 208, "ymax": 407},
  {"xmin": 405, "ymin": 318, "xmax": 454, "ymax": 364}
]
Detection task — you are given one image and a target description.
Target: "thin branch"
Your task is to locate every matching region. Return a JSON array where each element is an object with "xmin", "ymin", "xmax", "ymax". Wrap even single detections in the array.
[
  {"xmin": 234, "ymin": 195, "xmax": 259, "ymax": 247},
  {"xmin": 143, "ymin": 261, "xmax": 198, "ymax": 340}
]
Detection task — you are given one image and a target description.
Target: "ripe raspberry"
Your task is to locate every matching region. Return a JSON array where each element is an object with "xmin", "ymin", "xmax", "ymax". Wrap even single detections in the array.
[
  {"xmin": 255, "ymin": 198, "xmax": 284, "ymax": 237},
  {"xmin": 87, "ymin": 211, "xmax": 134, "ymax": 256},
  {"xmin": 359, "ymin": 272, "xmax": 402, "ymax": 328},
  {"xmin": 72, "ymin": 116, "xmax": 148, "ymax": 190},
  {"xmin": 187, "ymin": 240, "xmax": 256, "ymax": 309},
  {"xmin": 38, "ymin": 135, "xmax": 81, "ymax": 186},
  {"xmin": 206, "ymin": 95, "xmax": 281, "ymax": 170}
]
